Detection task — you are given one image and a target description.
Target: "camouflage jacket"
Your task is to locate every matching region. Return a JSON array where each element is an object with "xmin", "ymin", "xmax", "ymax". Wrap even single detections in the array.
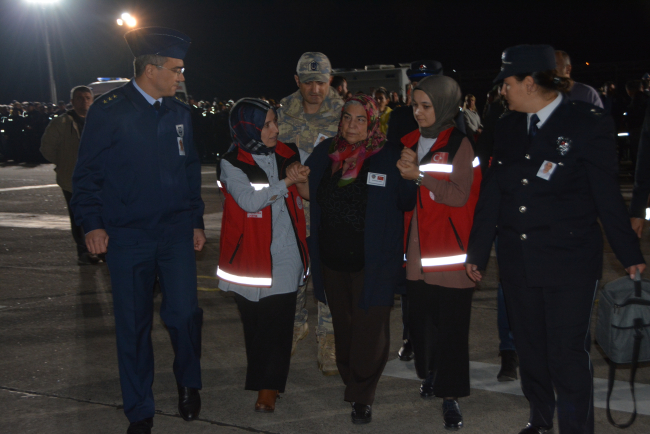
[{"xmin": 277, "ymin": 88, "xmax": 343, "ymax": 154}]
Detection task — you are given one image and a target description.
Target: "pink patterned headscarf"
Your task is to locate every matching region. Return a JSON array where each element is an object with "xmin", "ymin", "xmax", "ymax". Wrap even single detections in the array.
[{"xmin": 328, "ymin": 95, "xmax": 386, "ymax": 187}]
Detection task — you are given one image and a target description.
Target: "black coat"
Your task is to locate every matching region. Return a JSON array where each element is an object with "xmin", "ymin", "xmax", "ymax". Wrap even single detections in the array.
[
  {"xmin": 467, "ymin": 99, "xmax": 644, "ymax": 286},
  {"xmin": 305, "ymin": 138, "xmax": 417, "ymax": 310}
]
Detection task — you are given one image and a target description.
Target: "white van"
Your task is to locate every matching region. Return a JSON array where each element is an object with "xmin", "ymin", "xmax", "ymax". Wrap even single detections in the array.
[{"xmin": 87, "ymin": 77, "xmax": 189, "ymax": 102}]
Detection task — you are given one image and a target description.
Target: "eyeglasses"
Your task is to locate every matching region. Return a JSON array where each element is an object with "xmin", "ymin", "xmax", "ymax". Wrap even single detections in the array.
[{"xmin": 156, "ymin": 65, "xmax": 185, "ymax": 76}]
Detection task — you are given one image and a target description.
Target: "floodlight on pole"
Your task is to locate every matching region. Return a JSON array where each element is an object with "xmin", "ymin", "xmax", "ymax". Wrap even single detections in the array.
[
  {"xmin": 118, "ymin": 13, "xmax": 137, "ymax": 28},
  {"xmin": 23, "ymin": 0, "xmax": 60, "ymax": 103}
]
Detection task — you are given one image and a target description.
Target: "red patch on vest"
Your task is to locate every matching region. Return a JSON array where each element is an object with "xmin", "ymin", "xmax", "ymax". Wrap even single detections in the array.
[{"xmin": 431, "ymin": 152, "xmax": 449, "ymax": 164}]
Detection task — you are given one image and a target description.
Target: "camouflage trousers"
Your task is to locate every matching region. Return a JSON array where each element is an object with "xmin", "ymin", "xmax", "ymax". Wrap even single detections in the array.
[{"xmin": 294, "ymin": 276, "xmax": 333, "ymax": 337}]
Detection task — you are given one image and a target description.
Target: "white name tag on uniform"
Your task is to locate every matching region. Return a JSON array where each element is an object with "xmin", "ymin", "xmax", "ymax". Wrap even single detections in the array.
[
  {"xmin": 367, "ymin": 172, "xmax": 387, "ymax": 187},
  {"xmin": 177, "ymin": 137, "xmax": 185, "ymax": 156},
  {"xmin": 314, "ymin": 133, "xmax": 329, "ymax": 147},
  {"xmin": 247, "ymin": 211, "xmax": 263, "ymax": 218},
  {"xmin": 536, "ymin": 160, "xmax": 557, "ymax": 180}
]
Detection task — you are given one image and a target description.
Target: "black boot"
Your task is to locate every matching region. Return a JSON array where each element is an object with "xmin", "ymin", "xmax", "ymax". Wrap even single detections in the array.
[
  {"xmin": 398, "ymin": 339, "xmax": 414, "ymax": 361},
  {"xmin": 497, "ymin": 350, "xmax": 519, "ymax": 381}
]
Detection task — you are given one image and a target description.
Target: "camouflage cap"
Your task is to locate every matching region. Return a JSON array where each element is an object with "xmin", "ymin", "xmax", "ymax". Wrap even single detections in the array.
[{"xmin": 296, "ymin": 52, "xmax": 332, "ymax": 83}]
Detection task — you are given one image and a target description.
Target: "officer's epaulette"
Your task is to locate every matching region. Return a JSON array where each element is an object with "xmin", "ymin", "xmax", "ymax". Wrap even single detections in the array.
[
  {"xmin": 171, "ymin": 96, "xmax": 191, "ymax": 111},
  {"xmin": 97, "ymin": 92, "xmax": 125, "ymax": 109},
  {"xmin": 569, "ymin": 100, "xmax": 604, "ymax": 118}
]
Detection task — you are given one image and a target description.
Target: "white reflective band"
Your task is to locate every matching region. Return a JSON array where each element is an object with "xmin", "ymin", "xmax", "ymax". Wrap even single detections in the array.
[
  {"xmin": 216, "ymin": 267, "xmax": 272, "ymax": 286},
  {"xmin": 403, "ymin": 254, "xmax": 407, "ymax": 262},
  {"xmin": 618, "ymin": 132, "xmax": 630, "ymax": 137},
  {"xmin": 419, "ymin": 163, "xmax": 453, "ymax": 173},
  {"xmin": 217, "ymin": 180, "xmax": 222, "ymax": 188},
  {"xmin": 421, "ymin": 254, "xmax": 467, "ymax": 267},
  {"xmin": 646, "ymin": 207, "xmax": 650, "ymax": 221},
  {"xmin": 251, "ymin": 183, "xmax": 269, "ymax": 191},
  {"xmin": 472, "ymin": 157, "xmax": 480, "ymax": 167}
]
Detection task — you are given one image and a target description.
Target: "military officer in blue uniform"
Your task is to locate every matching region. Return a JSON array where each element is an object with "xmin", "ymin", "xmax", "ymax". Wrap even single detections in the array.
[
  {"xmin": 71, "ymin": 27, "xmax": 205, "ymax": 434},
  {"xmin": 465, "ymin": 45, "xmax": 645, "ymax": 434}
]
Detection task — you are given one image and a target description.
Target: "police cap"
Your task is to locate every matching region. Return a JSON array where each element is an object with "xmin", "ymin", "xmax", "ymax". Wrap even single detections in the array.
[
  {"xmin": 124, "ymin": 27, "xmax": 191, "ymax": 59},
  {"xmin": 494, "ymin": 44, "xmax": 556, "ymax": 83},
  {"xmin": 407, "ymin": 60, "xmax": 443, "ymax": 80}
]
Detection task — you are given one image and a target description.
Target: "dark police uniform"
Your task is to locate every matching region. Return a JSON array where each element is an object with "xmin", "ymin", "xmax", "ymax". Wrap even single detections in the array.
[
  {"xmin": 71, "ymin": 30, "xmax": 204, "ymax": 425},
  {"xmin": 467, "ymin": 97, "xmax": 645, "ymax": 433}
]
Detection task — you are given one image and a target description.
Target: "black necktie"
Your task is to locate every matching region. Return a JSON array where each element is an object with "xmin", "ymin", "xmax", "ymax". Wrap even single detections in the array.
[
  {"xmin": 529, "ymin": 114, "xmax": 539, "ymax": 141},
  {"xmin": 153, "ymin": 101, "xmax": 161, "ymax": 111}
]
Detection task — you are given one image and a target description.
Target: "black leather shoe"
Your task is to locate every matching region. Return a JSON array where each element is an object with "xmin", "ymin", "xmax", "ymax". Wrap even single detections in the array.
[
  {"xmin": 420, "ymin": 373, "xmax": 434, "ymax": 398},
  {"xmin": 497, "ymin": 350, "xmax": 519, "ymax": 381},
  {"xmin": 518, "ymin": 423, "xmax": 553, "ymax": 433},
  {"xmin": 127, "ymin": 418, "xmax": 153, "ymax": 434},
  {"xmin": 178, "ymin": 385, "xmax": 201, "ymax": 421},
  {"xmin": 442, "ymin": 399, "xmax": 463, "ymax": 430},
  {"xmin": 398, "ymin": 339, "xmax": 414, "ymax": 361},
  {"xmin": 351, "ymin": 402, "xmax": 372, "ymax": 424}
]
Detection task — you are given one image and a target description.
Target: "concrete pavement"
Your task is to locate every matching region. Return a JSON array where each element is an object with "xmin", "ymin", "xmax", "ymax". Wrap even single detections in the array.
[{"xmin": 1, "ymin": 163, "xmax": 649, "ymax": 433}]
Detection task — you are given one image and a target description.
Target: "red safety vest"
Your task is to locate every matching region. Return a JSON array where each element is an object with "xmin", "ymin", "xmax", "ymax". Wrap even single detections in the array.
[
  {"xmin": 402, "ymin": 127, "xmax": 482, "ymax": 273},
  {"xmin": 216, "ymin": 141, "xmax": 309, "ymax": 287}
]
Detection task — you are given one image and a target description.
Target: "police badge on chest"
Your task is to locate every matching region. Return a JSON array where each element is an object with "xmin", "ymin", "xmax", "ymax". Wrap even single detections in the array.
[{"xmin": 176, "ymin": 124, "xmax": 185, "ymax": 156}]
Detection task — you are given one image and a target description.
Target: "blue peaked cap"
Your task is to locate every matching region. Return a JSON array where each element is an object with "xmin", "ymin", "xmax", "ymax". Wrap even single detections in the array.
[{"xmin": 124, "ymin": 27, "xmax": 191, "ymax": 59}]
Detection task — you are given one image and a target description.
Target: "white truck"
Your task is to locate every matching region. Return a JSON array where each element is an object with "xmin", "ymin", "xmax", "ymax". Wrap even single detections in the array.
[{"xmin": 333, "ymin": 64, "xmax": 411, "ymax": 98}]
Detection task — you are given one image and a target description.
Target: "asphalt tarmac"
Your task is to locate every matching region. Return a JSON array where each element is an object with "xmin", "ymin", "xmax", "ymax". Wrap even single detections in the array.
[{"xmin": 1, "ymin": 163, "xmax": 649, "ymax": 434}]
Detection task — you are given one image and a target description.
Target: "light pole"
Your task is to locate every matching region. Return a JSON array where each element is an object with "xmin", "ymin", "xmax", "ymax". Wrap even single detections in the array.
[{"xmin": 24, "ymin": 0, "xmax": 60, "ymax": 103}]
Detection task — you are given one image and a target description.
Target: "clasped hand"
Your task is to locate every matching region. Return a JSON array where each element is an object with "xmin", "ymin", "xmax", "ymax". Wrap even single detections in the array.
[
  {"xmin": 285, "ymin": 161, "xmax": 310, "ymax": 187},
  {"xmin": 397, "ymin": 147, "xmax": 420, "ymax": 180}
]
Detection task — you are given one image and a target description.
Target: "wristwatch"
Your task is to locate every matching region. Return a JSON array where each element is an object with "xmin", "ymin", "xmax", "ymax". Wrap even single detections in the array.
[{"xmin": 414, "ymin": 171, "xmax": 425, "ymax": 186}]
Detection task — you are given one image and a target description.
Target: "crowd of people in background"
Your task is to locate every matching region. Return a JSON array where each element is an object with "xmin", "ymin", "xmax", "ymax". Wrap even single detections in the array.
[{"xmin": 2, "ymin": 72, "xmax": 649, "ymax": 170}]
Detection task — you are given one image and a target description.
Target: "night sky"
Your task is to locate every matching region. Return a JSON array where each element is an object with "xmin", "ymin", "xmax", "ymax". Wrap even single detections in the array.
[{"xmin": 1, "ymin": 0, "xmax": 649, "ymax": 105}]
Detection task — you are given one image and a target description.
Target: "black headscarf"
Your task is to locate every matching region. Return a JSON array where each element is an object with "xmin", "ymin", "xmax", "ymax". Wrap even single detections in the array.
[
  {"xmin": 414, "ymin": 76, "xmax": 462, "ymax": 139},
  {"xmin": 229, "ymin": 98, "xmax": 275, "ymax": 155}
]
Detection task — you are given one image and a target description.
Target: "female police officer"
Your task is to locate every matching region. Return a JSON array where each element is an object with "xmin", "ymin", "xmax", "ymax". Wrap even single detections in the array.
[{"xmin": 465, "ymin": 45, "xmax": 645, "ymax": 434}]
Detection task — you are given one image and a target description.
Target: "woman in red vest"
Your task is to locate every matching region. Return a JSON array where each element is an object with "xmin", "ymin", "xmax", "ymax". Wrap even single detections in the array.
[
  {"xmin": 217, "ymin": 98, "xmax": 310, "ymax": 413},
  {"xmin": 396, "ymin": 76, "xmax": 482, "ymax": 430}
]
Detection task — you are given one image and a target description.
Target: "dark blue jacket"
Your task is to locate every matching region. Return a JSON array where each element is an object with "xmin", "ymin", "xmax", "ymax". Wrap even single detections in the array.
[
  {"xmin": 467, "ymin": 99, "xmax": 644, "ymax": 286},
  {"xmin": 71, "ymin": 81, "xmax": 204, "ymax": 240},
  {"xmin": 305, "ymin": 139, "xmax": 417, "ymax": 310}
]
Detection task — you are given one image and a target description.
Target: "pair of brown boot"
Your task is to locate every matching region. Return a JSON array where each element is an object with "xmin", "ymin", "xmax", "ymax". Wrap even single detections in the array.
[{"xmin": 255, "ymin": 389, "xmax": 279, "ymax": 413}]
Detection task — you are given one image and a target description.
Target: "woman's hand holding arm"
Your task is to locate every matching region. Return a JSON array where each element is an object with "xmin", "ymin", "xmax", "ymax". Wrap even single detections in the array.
[{"xmin": 397, "ymin": 148, "xmax": 420, "ymax": 180}]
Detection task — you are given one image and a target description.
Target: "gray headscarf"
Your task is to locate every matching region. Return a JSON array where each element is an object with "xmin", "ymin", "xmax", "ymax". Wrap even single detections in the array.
[{"xmin": 414, "ymin": 75, "xmax": 462, "ymax": 139}]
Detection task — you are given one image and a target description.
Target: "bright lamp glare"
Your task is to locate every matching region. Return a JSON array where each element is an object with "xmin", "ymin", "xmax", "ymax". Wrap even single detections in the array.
[
  {"xmin": 24, "ymin": 0, "xmax": 60, "ymax": 4},
  {"xmin": 126, "ymin": 17, "xmax": 137, "ymax": 27},
  {"xmin": 117, "ymin": 18, "xmax": 124, "ymax": 26},
  {"xmin": 121, "ymin": 12, "xmax": 130, "ymax": 20}
]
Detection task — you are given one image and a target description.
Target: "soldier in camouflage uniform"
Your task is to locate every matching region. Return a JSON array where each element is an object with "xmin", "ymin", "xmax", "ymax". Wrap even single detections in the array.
[{"xmin": 277, "ymin": 52, "xmax": 343, "ymax": 375}]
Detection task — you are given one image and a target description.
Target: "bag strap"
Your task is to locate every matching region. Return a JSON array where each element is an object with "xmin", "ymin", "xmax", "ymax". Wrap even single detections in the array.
[{"xmin": 605, "ymin": 317, "xmax": 643, "ymax": 428}]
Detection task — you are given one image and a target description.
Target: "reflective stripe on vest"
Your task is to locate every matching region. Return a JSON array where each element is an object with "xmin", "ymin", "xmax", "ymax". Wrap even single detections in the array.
[
  {"xmin": 217, "ymin": 181, "xmax": 269, "ymax": 191},
  {"xmin": 216, "ymin": 266, "xmax": 272, "ymax": 287},
  {"xmin": 419, "ymin": 157, "xmax": 480, "ymax": 174},
  {"xmin": 421, "ymin": 254, "xmax": 467, "ymax": 267}
]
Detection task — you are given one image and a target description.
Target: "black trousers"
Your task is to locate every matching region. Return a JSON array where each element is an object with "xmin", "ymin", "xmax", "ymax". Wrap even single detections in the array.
[
  {"xmin": 234, "ymin": 291, "xmax": 297, "ymax": 393},
  {"xmin": 62, "ymin": 189, "xmax": 88, "ymax": 256},
  {"xmin": 321, "ymin": 263, "xmax": 392, "ymax": 405},
  {"xmin": 406, "ymin": 280, "xmax": 474, "ymax": 398},
  {"xmin": 502, "ymin": 280, "xmax": 597, "ymax": 434}
]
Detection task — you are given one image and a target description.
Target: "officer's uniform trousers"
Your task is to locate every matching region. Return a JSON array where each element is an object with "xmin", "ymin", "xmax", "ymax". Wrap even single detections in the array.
[
  {"xmin": 467, "ymin": 100, "xmax": 645, "ymax": 434},
  {"xmin": 106, "ymin": 226, "xmax": 202, "ymax": 422}
]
